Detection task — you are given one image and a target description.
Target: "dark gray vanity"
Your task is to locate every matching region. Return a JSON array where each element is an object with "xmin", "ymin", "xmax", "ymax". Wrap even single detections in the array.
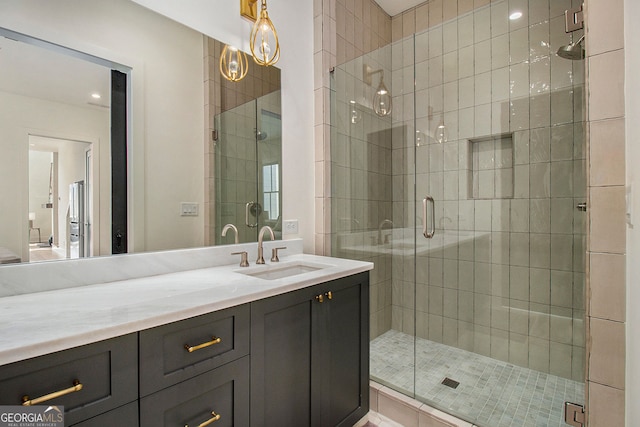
[{"xmin": 0, "ymin": 265, "xmax": 369, "ymax": 427}]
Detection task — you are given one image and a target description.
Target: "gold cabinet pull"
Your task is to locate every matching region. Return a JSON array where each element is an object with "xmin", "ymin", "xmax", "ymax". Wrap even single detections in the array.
[
  {"xmin": 315, "ymin": 294, "xmax": 324, "ymax": 303},
  {"xmin": 22, "ymin": 379, "xmax": 83, "ymax": 406},
  {"xmin": 326, "ymin": 291, "xmax": 333, "ymax": 300},
  {"xmin": 185, "ymin": 411, "xmax": 221, "ymax": 427},
  {"xmin": 184, "ymin": 336, "xmax": 222, "ymax": 353}
]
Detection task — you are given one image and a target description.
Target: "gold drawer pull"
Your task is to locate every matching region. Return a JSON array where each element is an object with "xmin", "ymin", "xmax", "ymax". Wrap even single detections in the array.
[
  {"xmin": 185, "ymin": 411, "xmax": 221, "ymax": 427},
  {"xmin": 326, "ymin": 291, "xmax": 332, "ymax": 300},
  {"xmin": 184, "ymin": 336, "xmax": 222, "ymax": 353},
  {"xmin": 22, "ymin": 379, "xmax": 83, "ymax": 406}
]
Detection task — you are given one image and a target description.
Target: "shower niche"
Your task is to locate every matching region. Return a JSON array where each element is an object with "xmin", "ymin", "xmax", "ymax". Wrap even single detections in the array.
[{"xmin": 469, "ymin": 133, "xmax": 514, "ymax": 199}]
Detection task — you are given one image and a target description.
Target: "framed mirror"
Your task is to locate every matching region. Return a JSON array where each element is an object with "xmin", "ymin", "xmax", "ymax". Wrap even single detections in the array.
[{"xmin": 0, "ymin": 0, "xmax": 281, "ymax": 266}]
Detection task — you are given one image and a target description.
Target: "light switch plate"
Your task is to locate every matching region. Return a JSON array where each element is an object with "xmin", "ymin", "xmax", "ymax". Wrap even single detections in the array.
[
  {"xmin": 181, "ymin": 202, "xmax": 199, "ymax": 216},
  {"xmin": 283, "ymin": 219, "xmax": 298, "ymax": 234}
]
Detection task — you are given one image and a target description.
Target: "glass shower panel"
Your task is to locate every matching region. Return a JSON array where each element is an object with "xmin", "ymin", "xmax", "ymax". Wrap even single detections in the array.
[
  {"xmin": 330, "ymin": 43, "xmax": 418, "ymax": 397},
  {"xmin": 256, "ymin": 90, "xmax": 282, "ymax": 237},
  {"xmin": 215, "ymin": 91, "xmax": 283, "ymax": 244},
  {"xmin": 215, "ymin": 99, "xmax": 259, "ymax": 243}
]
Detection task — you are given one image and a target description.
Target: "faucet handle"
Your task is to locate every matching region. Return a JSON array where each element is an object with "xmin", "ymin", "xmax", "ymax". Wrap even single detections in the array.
[
  {"xmin": 270, "ymin": 247, "xmax": 287, "ymax": 262},
  {"xmin": 231, "ymin": 251, "xmax": 249, "ymax": 267}
]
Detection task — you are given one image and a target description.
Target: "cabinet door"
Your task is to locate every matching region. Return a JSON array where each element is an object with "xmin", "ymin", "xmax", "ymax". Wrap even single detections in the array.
[
  {"xmin": 250, "ymin": 286, "xmax": 318, "ymax": 427},
  {"xmin": 140, "ymin": 356, "xmax": 249, "ymax": 427},
  {"xmin": 322, "ymin": 272, "xmax": 370, "ymax": 427}
]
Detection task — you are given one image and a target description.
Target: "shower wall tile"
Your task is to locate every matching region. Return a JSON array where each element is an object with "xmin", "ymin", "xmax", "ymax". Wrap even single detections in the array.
[
  {"xmin": 589, "ymin": 186, "xmax": 626, "ymax": 254},
  {"xmin": 586, "ymin": 0, "xmax": 624, "ymax": 56},
  {"xmin": 588, "ymin": 384, "xmax": 624, "ymax": 427},
  {"xmin": 589, "ymin": 317, "xmax": 625, "ymax": 390},
  {"xmin": 589, "ymin": 253, "xmax": 625, "ymax": 322},
  {"xmin": 588, "ymin": 49, "xmax": 625, "ymax": 121},
  {"xmin": 589, "ymin": 118, "xmax": 625, "ymax": 186}
]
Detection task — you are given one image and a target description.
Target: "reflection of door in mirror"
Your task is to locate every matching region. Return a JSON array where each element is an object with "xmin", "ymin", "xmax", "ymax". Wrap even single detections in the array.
[
  {"xmin": 28, "ymin": 137, "xmax": 91, "ymax": 263},
  {"xmin": 205, "ymin": 37, "xmax": 282, "ymax": 246}
]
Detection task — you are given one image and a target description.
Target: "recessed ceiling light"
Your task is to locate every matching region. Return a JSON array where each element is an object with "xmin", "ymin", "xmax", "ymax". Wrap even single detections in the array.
[
  {"xmin": 509, "ymin": 11, "xmax": 523, "ymax": 20},
  {"xmin": 91, "ymin": 93, "xmax": 101, "ymax": 99}
]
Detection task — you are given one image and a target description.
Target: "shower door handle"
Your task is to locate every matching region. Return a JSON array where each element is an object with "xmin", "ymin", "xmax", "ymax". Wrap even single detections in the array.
[
  {"xmin": 422, "ymin": 196, "xmax": 435, "ymax": 239},
  {"xmin": 245, "ymin": 202, "xmax": 258, "ymax": 228}
]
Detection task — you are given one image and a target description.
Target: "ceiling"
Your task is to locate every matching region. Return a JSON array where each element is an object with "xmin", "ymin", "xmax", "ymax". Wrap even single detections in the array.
[
  {"xmin": 375, "ymin": 0, "xmax": 431, "ymax": 17},
  {"xmin": 0, "ymin": 35, "xmax": 110, "ymax": 109}
]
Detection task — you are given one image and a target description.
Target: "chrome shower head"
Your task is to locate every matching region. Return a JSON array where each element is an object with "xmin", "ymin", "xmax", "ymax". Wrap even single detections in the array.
[{"xmin": 557, "ymin": 35, "xmax": 585, "ymax": 60}]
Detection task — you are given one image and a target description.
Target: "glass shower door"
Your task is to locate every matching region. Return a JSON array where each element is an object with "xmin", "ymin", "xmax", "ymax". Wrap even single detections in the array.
[
  {"xmin": 215, "ymin": 91, "xmax": 282, "ymax": 244},
  {"xmin": 411, "ymin": 3, "xmax": 586, "ymax": 425}
]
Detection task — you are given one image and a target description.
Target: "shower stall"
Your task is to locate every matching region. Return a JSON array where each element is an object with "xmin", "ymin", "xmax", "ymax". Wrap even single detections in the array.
[
  {"xmin": 215, "ymin": 90, "xmax": 282, "ymax": 244},
  {"xmin": 330, "ymin": 2, "xmax": 585, "ymax": 426}
]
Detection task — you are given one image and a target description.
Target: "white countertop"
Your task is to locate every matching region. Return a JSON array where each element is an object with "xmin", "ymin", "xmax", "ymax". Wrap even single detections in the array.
[{"xmin": 0, "ymin": 252, "xmax": 372, "ymax": 366}]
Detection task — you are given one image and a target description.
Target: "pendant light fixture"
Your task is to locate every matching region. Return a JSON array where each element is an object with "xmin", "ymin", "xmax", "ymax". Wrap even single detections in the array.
[
  {"xmin": 364, "ymin": 65, "xmax": 392, "ymax": 117},
  {"xmin": 219, "ymin": 45, "xmax": 249, "ymax": 82},
  {"xmin": 241, "ymin": 0, "xmax": 280, "ymax": 66}
]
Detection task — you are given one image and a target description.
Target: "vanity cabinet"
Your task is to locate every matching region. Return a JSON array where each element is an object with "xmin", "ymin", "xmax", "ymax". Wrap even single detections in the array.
[
  {"xmin": 250, "ymin": 272, "xmax": 369, "ymax": 427},
  {"xmin": 0, "ymin": 333, "xmax": 138, "ymax": 426},
  {"xmin": 0, "ymin": 270, "xmax": 369, "ymax": 427}
]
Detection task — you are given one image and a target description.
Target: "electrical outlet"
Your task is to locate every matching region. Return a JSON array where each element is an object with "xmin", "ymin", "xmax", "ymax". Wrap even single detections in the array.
[
  {"xmin": 180, "ymin": 202, "xmax": 199, "ymax": 216},
  {"xmin": 283, "ymin": 219, "xmax": 298, "ymax": 235}
]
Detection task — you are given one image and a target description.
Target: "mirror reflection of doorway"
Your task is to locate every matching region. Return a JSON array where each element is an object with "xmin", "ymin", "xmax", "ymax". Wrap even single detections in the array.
[{"xmin": 28, "ymin": 136, "xmax": 91, "ymax": 262}]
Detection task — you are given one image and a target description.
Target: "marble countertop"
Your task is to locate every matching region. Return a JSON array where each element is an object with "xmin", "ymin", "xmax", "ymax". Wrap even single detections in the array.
[{"xmin": 0, "ymin": 253, "xmax": 372, "ymax": 366}]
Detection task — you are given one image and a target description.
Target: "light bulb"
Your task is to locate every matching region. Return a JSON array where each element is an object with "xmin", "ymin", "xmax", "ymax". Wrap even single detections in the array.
[
  {"xmin": 260, "ymin": 40, "xmax": 271, "ymax": 57},
  {"xmin": 435, "ymin": 120, "xmax": 447, "ymax": 144},
  {"xmin": 350, "ymin": 100, "xmax": 361, "ymax": 124},
  {"xmin": 373, "ymin": 79, "xmax": 392, "ymax": 117}
]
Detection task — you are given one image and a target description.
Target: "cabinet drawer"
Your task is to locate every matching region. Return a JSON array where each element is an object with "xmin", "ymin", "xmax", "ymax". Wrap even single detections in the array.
[
  {"xmin": 140, "ymin": 355, "xmax": 249, "ymax": 427},
  {"xmin": 139, "ymin": 303, "xmax": 249, "ymax": 396},
  {"xmin": 0, "ymin": 333, "xmax": 138, "ymax": 426},
  {"xmin": 70, "ymin": 401, "xmax": 139, "ymax": 427}
]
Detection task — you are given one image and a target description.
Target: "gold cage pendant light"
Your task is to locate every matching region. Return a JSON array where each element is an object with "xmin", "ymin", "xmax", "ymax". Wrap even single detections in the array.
[
  {"xmin": 249, "ymin": 0, "xmax": 280, "ymax": 66},
  {"xmin": 220, "ymin": 45, "xmax": 249, "ymax": 82}
]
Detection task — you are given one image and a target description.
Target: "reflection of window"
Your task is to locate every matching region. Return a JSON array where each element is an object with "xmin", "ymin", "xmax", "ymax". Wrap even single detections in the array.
[{"xmin": 262, "ymin": 163, "xmax": 280, "ymax": 220}]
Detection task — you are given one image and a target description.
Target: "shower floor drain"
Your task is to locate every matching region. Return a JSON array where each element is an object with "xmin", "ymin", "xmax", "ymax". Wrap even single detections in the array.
[{"xmin": 441, "ymin": 377, "xmax": 460, "ymax": 389}]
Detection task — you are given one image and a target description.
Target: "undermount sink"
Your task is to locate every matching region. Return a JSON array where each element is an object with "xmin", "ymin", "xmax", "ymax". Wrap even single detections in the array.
[{"xmin": 238, "ymin": 261, "xmax": 331, "ymax": 280}]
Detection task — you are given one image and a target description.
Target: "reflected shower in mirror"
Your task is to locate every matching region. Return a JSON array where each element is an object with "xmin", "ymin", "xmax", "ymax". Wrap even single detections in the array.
[{"xmin": 205, "ymin": 38, "xmax": 282, "ymax": 245}]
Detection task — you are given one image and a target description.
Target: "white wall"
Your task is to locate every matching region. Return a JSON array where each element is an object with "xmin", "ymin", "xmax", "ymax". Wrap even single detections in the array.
[
  {"xmin": 0, "ymin": 0, "xmax": 205, "ymax": 254},
  {"xmin": 131, "ymin": 0, "xmax": 316, "ymax": 252},
  {"xmin": 625, "ymin": 0, "xmax": 639, "ymax": 421},
  {"xmin": 0, "ymin": 91, "xmax": 108, "ymax": 261}
]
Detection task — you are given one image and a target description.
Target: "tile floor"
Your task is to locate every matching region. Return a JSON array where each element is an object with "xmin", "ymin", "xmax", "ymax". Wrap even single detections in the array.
[{"xmin": 370, "ymin": 330, "xmax": 585, "ymax": 427}]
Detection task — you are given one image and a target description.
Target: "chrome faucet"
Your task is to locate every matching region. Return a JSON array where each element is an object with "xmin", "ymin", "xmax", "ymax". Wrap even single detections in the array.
[
  {"xmin": 378, "ymin": 219, "xmax": 393, "ymax": 245},
  {"xmin": 221, "ymin": 223, "xmax": 239, "ymax": 244},
  {"xmin": 256, "ymin": 225, "xmax": 275, "ymax": 264}
]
